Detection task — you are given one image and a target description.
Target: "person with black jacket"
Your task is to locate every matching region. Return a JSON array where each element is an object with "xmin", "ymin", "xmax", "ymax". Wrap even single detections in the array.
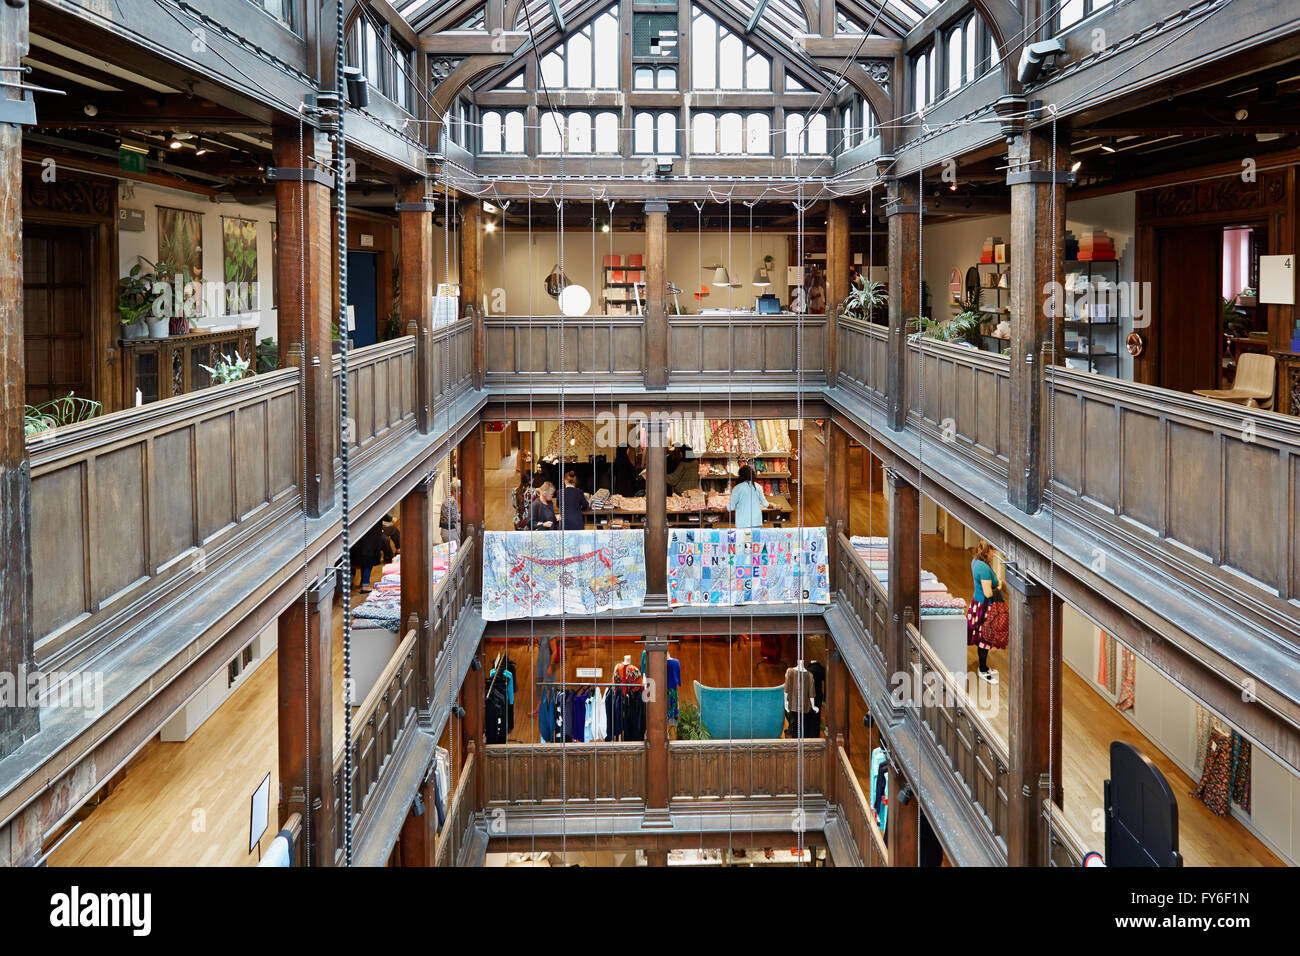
[{"xmin": 351, "ymin": 522, "xmax": 385, "ymax": 593}]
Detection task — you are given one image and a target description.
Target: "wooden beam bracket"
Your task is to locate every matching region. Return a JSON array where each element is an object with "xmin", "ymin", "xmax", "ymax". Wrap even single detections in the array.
[
  {"xmin": 884, "ymin": 203, "xmax": 925, "ymax": 217},
  {"xmin": 267, "ymin": 166, "xmax": 336, "ymax": 188},
  {"xmin": 1005, "ymin": 170, "xmax": 1077, "ymax": 186},
  {"xmin": 395, "ymin": 200, "xmax": 438, "ymax": 212}
]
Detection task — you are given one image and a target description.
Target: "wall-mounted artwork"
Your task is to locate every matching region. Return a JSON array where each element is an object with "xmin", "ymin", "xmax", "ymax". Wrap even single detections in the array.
[
  {"xmin": 222, "ymin": 216, "xmax": 258, "ymax": 314},
  {"xmin": 156, "ymin": 206, "xmax": 203, "ymax": 332}
]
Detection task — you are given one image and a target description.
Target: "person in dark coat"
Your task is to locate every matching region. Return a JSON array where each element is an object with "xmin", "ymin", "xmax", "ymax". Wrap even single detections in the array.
[
  {"xmin": 612, "ymin": 445, "xmax": 640, "ymax": 497},
  {"xmin": 351, "ymin": 522, "xmax": 386, "ymax": 592}
]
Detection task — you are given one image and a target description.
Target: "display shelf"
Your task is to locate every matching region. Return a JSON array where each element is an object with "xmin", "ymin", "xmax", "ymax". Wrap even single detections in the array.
[{"xmin": 1064, "ymin": 258, "xmax": 1122, "ymax": 373}]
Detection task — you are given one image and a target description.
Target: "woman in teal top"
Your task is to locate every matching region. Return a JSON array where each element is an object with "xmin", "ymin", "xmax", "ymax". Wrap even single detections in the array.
[
  {"xmin": 969, "ymin": 541, "xmax": 1002, "ymax": 684},
  {"xmin": 728, "ymin": 464, "xmax": 769, "ymax": 529}
]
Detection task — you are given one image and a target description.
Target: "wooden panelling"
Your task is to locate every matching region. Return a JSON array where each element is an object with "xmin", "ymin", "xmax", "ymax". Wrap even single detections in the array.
[
  {"xmin": 483, "ymin": 743, "xmax": 648, "ymax": 805},
  {"xmin": 669, "ymin": 739, "xmax": 826, "ymax": 801},
  {"xmin": 333, "ymin": 336, "xmax": 419, "ymax": 468},
  {"xmin": 434, "ymin": 753, "xmax": 478, "ymax": 867},
  {"xmin": 27, "ymin": 369, "xmax": 301, "ymax": 661},
  {"xmin": 834, "ymin": 317, "xmax": 887, "ymax": 399},
  {"xmin": 835, "ymin": 745, "xmax": 888, "ymax": 866},
  {"xmin": 835, "ymin": 531, "xmax": 890, "ymax": 660},
  {"xmin": 1049, "ymin": 368, "xmax": 1300, "ymax": 600},
  {"xmin": 484, "ymin": 316, "xmax": 645, "ymax": 386},
  {"xmin": 668, "ymin": 313, "xmax": 826, "ymax": 385}
]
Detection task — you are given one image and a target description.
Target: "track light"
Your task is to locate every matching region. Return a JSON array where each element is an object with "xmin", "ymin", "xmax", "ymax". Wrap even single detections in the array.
[
  {"xmin": 82, "ymin": 103, "xmax": 98, "ymax": 117},
  {"xmin": 344, "ymin": 66, "xmax": 370, "ymax": 110},
  {"xmin": 602, "ymin": 222, "xmax": 610, "ymax": 233},
  {"xmin": 1100, "ymin": 141, "xmax": 1116, "ymax": 153},
  {"xmin": 485, "ymin": 220, "xmax": 496, "ymax": 233},
  {"xmin": 1234, "ymin": 108, "xmax": 1249, "ymax": 122},
  {"xmin": 167, "ymin": 131, "xmax": 184, "ymax": 150},
  {"xmin": 452, "ymin": 704, "xmax": 466, "ymax": 718},
  {"xmin": 195, "ymin": 137, "xmax": 209, "ymax": 157},
  {"xmin": 1070, "ymin": 160, "xmax": 1082, "ymax": 173}
]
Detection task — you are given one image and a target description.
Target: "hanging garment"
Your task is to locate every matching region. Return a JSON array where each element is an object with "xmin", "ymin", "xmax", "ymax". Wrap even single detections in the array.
[
  {"xmin": 1098, "ymin": 633, "xmax": 1117, "ymax": 694},
  {"xmin": 759, "ymin": 634, "xmax": 782, "ymax": 664},
  {"xmin": 1229, "ymin": 732, "xmax": 1252, "ymax": 812},
  {"xmin": 1116, "ymin": 648, "xmax": 1136, "ymax": 711},
  {"xmin": 539, "ymin": 687, "xmax": 555, "ymax": 742},
  {"xmin": 485, "ymin": 683, "xmax": 510, "ymax": 744},
  {"xmin": 623, "ymin": 690, "xmax": 647, "ymax": 742},
  {"xmin": 570, "ymin": 692, "xmax": 587, "ymax": 743},
  {"xmin": 1191, "ymin": 728, "xmax": 1233, "ymax": 816},
  {"xmin": 784, "ymin": 667, "xmax": 816, "ymax": 713},
  {"xmin": 666, "ymin": 657, "xmax": 682, "ymax": 725},
  {"xmin": 807, "ymin": 660, "xmax": 826, "ymax": 709},
  {"xmin": 1194, "ymin": 705, "xmax": 1216, "ymax": 772},
  {"xmin": 590, "ymin": 688, "xmax": 607, "ymax": 741}
]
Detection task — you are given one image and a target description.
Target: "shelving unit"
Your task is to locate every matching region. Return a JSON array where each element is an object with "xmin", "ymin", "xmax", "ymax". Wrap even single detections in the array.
[
  {"xmin": 1063, "ymin": 258, "xmax": 1121, "ymax": 372},
  {"xmin": 602, "ymin": 264, "xmax": 641, "ymax": 316},
  {"xmin": 975, "ymin": 261, "xmax": 1010, "ymax": 355}
]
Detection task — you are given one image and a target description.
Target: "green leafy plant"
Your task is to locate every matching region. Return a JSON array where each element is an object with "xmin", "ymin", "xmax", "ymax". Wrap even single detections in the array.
[
  {"xmin": 200, "ymin": 352, "xmax": 252, "ymax": 384},
  {"xmin": 840, "ymin": 275, "xmax": 888, "ymax": 320},
  {"xmin": 25, "ymin": 393, "xmax": 101, "ymax": 437},
  {"xmin": 1221, "ymin": 295, "xmax": 1250, "ymax": 338},
  {"xmin": 256, "ymin": 337, "xmax": 278, "ymax": 374},
  {"xmin": 908, "ymin": 314, "xmax": 950, "ymax": 341},
  {"xmin": 675, "ymin": 702, "xmax": 711, "ymax": 741},
  {"xmin": 381, "ymin": 253, "xmax": 404, "ymax": 341},
  {"xmin": 118, "ymin": 262, "xmax": 161, "ymax": 325}
]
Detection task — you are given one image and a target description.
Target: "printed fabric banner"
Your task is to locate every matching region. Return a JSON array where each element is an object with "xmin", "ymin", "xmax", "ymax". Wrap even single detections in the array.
[
  {"xmin": 667, "ymin": 527, "xmax": 830, "ymax": 608},
  {"xmin": 482, "ymin": 530, "xmax": 647, "ymax": 621}
]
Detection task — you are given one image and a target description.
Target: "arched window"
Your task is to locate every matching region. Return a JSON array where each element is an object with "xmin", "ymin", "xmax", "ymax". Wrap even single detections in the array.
[
  {"xmin": 593, "ymin": 10, "xmax": 619, "ymax": 88},
  {"xmin": 718, "ymin": 112, "xmax": 743, "ymax": 153},
  {"xmin": 568, "ymin": 112, "xmax": 592, "ymax": 152},
  {"xmin": 693, "ymin": 112, "xmax": 717, "ymax": 154},
  {"xmin": 481, "ymin": 110, "xmax": 503, "ymax": 153},
  {"xmin": 692, "ymin": 8, "xmax": 717, "ymax": 90},
  {"xmin": 786, "ymin": 112, "xmax": 828, "ymax": 155},
  {"xmin": 745, "ymin": 112, "xmax": 770, "ymax": 154},
  {"xmin": 634, "ymin": 111, "xmax": 678, "ymax": 154},
  {"xmin": 503, "ymin": 111, "xmax": 525, "ymax": 153},
  {"xmin": 594, "ymin": 111, "xmax": 619, "ymax": 153},
  {"xmin": 540, "ymin": 111, "xmax": 564, "ymax": 153},
  {"xmin": 538, "ymin": 5, "xmax": 620, "ymax": 90},
  {"xmin": 634, "ymin": 111, "xmax": 656, "ymax": 153},
  {"xmin": 657, "ymin": 112, "xmax": 677, "ymax": 154},
  {"xmin": 691, "ymin": 6, "xmax": 769, "ymax": 91}
]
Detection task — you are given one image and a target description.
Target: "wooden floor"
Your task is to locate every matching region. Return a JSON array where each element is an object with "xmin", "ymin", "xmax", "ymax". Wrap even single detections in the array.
[{"xmin": 46, "ymin": 424, "xmax": 1282, "ymax": 866}]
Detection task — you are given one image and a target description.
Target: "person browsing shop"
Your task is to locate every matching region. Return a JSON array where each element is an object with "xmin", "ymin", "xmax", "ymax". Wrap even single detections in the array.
[
  {"xmin": 665, "ymin": 448, "xmax": 699, "ymax": 494},
  {"xmin": 559, "ymin": 470, "xmax": 589, "ymax": 531},
  {"xmin": 727, "ymin": 463, "xmax": 769, "ymax": 529},
  {"xmin": 529, "ymin": 482, "xmax": 558, "ymax": 529},
  {"xmin": 967, "ymin": 541, "xmax": 1009, "ymax": 684}
]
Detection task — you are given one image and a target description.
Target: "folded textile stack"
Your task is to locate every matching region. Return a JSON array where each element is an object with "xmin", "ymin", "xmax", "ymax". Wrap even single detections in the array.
[
  {"xmin": 1077, "ymin": 229, "xmax": 1116, "ymax": 261},
  {"xmin": 764, "ymin": 493, "xmax": 791, "ymax": 512},
  {"xmin": 705, "ymin": 491, "xmax": 730, "ymax": 510},
  {"xmin": 666, "ymin": 494, "xmax": 683, "ymax": 512},
  {"xmin": 851, "ymin": 535, "xmax": 966, "ymax": 613},
  {"xmin": 684, "ymin": 489, "xmax": 707, "ymax": 512},
  {"xmin": 754, "ymin": 419, "xmax": 790, "ymax": 452},
  {"xmin": 621, "ymin": 496, "xmax": 647, "ymax": 513},
  {"xmin": 590, "ymin": 488, "xmax": 612, "ymax": 509}
]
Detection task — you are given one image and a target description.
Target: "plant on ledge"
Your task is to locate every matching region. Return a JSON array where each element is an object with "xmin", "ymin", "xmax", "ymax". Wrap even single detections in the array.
[
  {"xmin": 947, "ymin": 287, "xmax": 987, "ymax": 346},
  {"xmin": 118, "ymin": 262, "xmax": 161, "ymax": 328},
  {"xmin": 200, "ymin": 352, "xmax": 252, "ymax": 385},
  {"xmin": 25, "ymin": 393, "xmax": 101, "ymax": 437},
  {"xmin": 840, "ymin": 275, "xmax": 887, "ymax": 320},
  {"xmin": 675, "ymin": 702, "xmax": 711, "ymax": 741},
  {"xmin": 908, "ymin": 315, "xmax": 950, "ymax": 341}
]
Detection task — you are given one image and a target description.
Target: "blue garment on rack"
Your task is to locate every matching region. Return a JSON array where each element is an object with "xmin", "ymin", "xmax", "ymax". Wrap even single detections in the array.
[
  {"xmin": 539, "ymin": 688, "xmax": 556, "ymax": 742},
  {"xmin": 869, "ymin": 747, "xmax": 889, "ymax": 834},
  {"xmin": 490, "ymin": 667, "xmax": 515, "ymax": 704}
]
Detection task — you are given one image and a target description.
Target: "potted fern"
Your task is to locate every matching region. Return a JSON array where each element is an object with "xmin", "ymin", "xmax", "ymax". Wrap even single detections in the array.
[
  {"xmin": 947, "ymin": 287, "xmax": 987, "ymax": 346},
  {"xmin": 840, "ymin": 275, "xmax": 888, "ymax": 322},
  {"xmin": 118, "ymin": 262, "xmax": 160, "ymax": 340}
]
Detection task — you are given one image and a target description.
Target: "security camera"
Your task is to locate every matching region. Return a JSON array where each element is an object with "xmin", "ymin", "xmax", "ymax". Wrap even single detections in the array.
[{"xmin": 1017, "ymin": 38, "xmax": 1067, "ymax": 85}]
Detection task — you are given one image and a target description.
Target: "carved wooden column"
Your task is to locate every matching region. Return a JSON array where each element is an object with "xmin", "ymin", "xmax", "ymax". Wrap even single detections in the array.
[
  {"xmin": 400, "ymin": 476, "xmax": 434, "ymax": 713},
  {"xmin": 644, "ymin": 200, "xmax": 669, "ymax": 388},
  {"xmin": 273, "ymin": 125, "xmax": 336, "ymax": 518},
  {"xmin": 1006, "ymin": 127, "xmax": 1067, "ymax": 514},
  {"xmin": 460, "ymin": 423, "xmax": 485, "ymax": 594},
  {"xmin": 1004, "ymin": 562, "xmax": 1064, "ymax": 867},
  {"xmin": 823, "ymin": 421, "xmax": 850, "ymax": 590},
  {"xmin": 643, "ymin": 638, "xmax": 671, "ymax": 828},
  {"xmin": 459, "ymin": 197, "xmax": 483, "ymax": 316},
  {"xmin": 885, "ymin": 176, "xmax": 920, "ymax": 431},
  {"xmin": 277, "ymin": 578, "xmax": 337, "ymax": 866},
  {"xmin": 644, "ymin": 420, "xmax": 668, "ymax": 602},
  {"xmin": 0, "ymin": 0, "xmax": 38, "ymax": 764},
  {"xmin": 397, "ymin": 181, "xmax": 435, "ymax": 432},
  {"xmin": 885, "ymin": 468, "xmax": 919, "ymax": 685},
  {"xmin": 397, "ymin": 775, "xmax": 436, "ymax": 866},
  {"xmin": 826, "ymin": 198, "xmax": 851, "ymax": 383}
]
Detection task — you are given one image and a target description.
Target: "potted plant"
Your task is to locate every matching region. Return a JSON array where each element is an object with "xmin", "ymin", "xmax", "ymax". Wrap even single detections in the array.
[
  {"xmin": 24, "ymin": 393, "xmax": 101, "ymax": 437},
  {"xmin": 199, "ymin": 352, "xmax": 252, "ymax": 385},
  {"xmin": 840, "ymin": 274, "xmax": 888, "ymax": 321},
  {"xmin": 947, "ymin": 287, "xmax": 987, "ymax": 346},
  {"xmin": 118, "ymin": 262, "xmax": 160, "ymax": 339},
  {"xmin": 675, "ymin": 702, "xmax": 711, "ymax": 741}
]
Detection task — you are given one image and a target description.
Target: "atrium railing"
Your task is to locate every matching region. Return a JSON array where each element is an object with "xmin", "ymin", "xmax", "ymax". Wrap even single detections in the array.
[
  {"xmin": 835, "ymin": 532, "xmax": 889, "ymax": 660},
  {"xmin": 27, "ymin": 368, "xmax": 302, "ymax": 667},
  {"xmin": 434, "ymin": 752, "xmax": 478, "ymax": 867},
  {"xmin": 483, "ymin": 315, "xmax": 646, "ymax": 389},
  {"xmin": 1048, "ymin": 367, "xmax": 1300, "ymax": 611},
  {"xmin": 667, "ymin": 312, "xmax": 827, "ymax": 387},
  {"xmin": 835, "ymin": 316, "xmax": 888, "ymax": 401},
  {"xmin": 332, "ymin": 627, "xmax": 419, "ymax": 853},
  {"xmin": 905, "ymin": 622, "xmax": 1010, "ymax": 854},
  {"xmin": 432, "ymin": 315, "xmax": 475, "ymax": 406},
  {"xmin": 432, "ymin": 532, "xmax": 476, "ymax": 670},
  {"xmin": 835, "ymin": 745, "xmax": 889, "ymax": 866},
  {"xmin": 1041, "ymin": 798, "xmax": 1091, "ymax": 867},
  {"xmin": 668, "ymin": 738, "xmax": 826, "ymax": 803},
  {"xmin": 483, "ymin": 743, "xmax": 648, "ymax": 806},
  {"xmin": 905, "ymin": 337, "xmax": 1013, "ymax": 482},
  {"xmin": 331, "ymin": 336, "xmax": 419, "ymax": 469}
]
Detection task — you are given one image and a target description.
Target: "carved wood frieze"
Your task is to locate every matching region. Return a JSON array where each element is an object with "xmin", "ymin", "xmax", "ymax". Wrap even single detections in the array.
[
  {"xmin": 23, "ymin": 176, "xmax": 114, "ymax": 220},
  {"xmin": 1138, "ymin": 170, "xmax": 1286, "ymax": 219}
]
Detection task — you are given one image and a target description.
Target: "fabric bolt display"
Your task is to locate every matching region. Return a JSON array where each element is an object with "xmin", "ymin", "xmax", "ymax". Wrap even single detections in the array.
[
  {"xmin": 481, "ymin": 530, "xmax": 647, "ymax": 620},
  {"xmin": 667, "ymin": 527, "xmax": 830, "ymax": 608},
  {"xmin": 1191, "ymin": 728, "xmax": 1234, "ymax": 816},
  {"xmin": 1230, "ymin": 732, "xmax": 1252, "ymax": 811},
  {"xmin": 1116, "ymin": 647, "xmax": 1136, "ymax": 711}
]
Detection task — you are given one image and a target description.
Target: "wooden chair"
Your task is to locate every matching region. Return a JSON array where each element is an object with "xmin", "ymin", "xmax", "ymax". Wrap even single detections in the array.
[{"xmin": 1193, "ymin": 352, "xmax": 1276, "ymax": 410}]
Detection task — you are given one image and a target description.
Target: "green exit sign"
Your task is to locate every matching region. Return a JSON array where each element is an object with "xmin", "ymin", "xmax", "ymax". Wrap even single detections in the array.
[{"xmin": 119, "ymin": 148, "xmax": 147, "ymax": 174}]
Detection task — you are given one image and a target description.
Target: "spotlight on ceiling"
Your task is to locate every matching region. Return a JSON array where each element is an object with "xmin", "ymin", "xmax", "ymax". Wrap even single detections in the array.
[
  {"xmin": 344, "ymin": 66, "xmax": 370, "ymax": 110},
  {"xmin": 1070, "ymin": 159, "xmax": 1082, "ymax": 173},
  {"xmin": 601, "ymin": 222, "xmax": 610, "ymax": 233},
  {"xmin": 82, "ymin": 103, "xmax": 98, "ymax": 117},
  {"xmin": 1017, "ymin": 38, "xmax": 1067, "ymax": 85},
  {"xmin": 1234, "ymin": 108, "xmax": 1250, "ymax": 121},
  {"xmin": 485, "ymin": 220, "xmax": 496, "ymax": 233},
  {"xmin": 194, "ymin": 137, "xmax": 209, "ymax": 157},
  {"xmin": 1100, "ymin": 140, "xmax": 1116, "ymax": 153}
]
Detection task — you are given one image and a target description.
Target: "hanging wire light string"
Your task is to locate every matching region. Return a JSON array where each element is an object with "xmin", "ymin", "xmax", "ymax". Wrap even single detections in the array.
[
  {"xmin": 296, "ymin": 106, "xmax": 312, "ymax": 863},
  {"xmin": 912, "ymin": 152, "xmax": 925, "ymax": 868},
  {"xmin": 332, "ymin": 0, "xmax": 355, "ymax": 867},
  {"xmin": 1047, "ymin": 106, "xmax": 1061, "ymax": 858}
]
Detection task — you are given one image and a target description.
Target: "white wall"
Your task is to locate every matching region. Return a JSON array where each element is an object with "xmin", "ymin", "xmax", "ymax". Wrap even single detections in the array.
[
  {"xmin": 117, "ymin": 182, "xmax": 279, "ymax": 342},
  {"xmin": 1062, "ymin": 603, "xmax": 1299, "ymax": 865},
  {"xmin": 482, "ymin": 229, "xmax": 792, "ymax": 316}
]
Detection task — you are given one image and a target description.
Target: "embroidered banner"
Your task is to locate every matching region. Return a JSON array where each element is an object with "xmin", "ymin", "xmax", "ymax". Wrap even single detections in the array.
[
  {"xmin": 482, "ymin": 531, "xmax": 647, "ymax": 620},
  {"xmin": 667, "ymin": 527, "xmax": 830, "ymax": 608}
]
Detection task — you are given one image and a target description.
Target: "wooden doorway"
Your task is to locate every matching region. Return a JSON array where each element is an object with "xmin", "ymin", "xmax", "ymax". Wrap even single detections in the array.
[
  {"xmin": 23, "ymin": 223, "xmax": 97, "ymax": 406},
  {"xmin": 1154, "ymin": 227, "xmax": 1220, "ymax": 394}
]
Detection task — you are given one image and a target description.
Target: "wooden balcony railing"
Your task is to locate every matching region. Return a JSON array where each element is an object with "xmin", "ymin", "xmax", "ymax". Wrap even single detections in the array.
[
  {"xmin": 1041, "ymin": 797, "xmax": 1092, "ymax": 867},
  {"xmin": 835, "ymin": 745, "xmax": 889, "ymax": 866},
  {"xmin": 432, "ymin": 533, "xmax": 475, "ymax": 670},
  {"xmin": 905, "ymin": 622, "xmax": 1010, "ymax": 853},
  {"xmin": 905, "ymin": 338, "xmax": 1012, "ymax": 482},
  {"xmin": 667, "ymin": 312, "xmax": 827, "ymax": 387},
  {"xmin": 835, "ymin": 316, "xmax": 889, "ymax": 401},
  {"xmin": 432, "ymin": 316, "xmax": 476, "ymax": 405},
  {"xmin": 835, "ymin": 532, "xmax": 889, "ymax": 660},
  {"xmin": 27, "ymin": 368, "xmax": 302, "ymax": 667},
  {"xmin": 434, "ymin": 753, "xmax": 478, "ymax": 867},
  {"xmin": 484, "ymin": 743, "xmax": 648, "ymax": 805},
  {"xmin": 331, "ymin": 336, "xmax": 419, "ymax": 469},
  {"xmin": 483, "ymin": 315, "xmax": 646, "ymax": 388},
  {"xmin": 668, "ymin": 738, "xmax": 826, "ymax": 802},
  {"xmin": 1048, "ymin": 367, "xmax": 1300, "ymax": 608},
  {"xmin": 332, "ymin": 627, "xmax": 420, "ymax": 851}
]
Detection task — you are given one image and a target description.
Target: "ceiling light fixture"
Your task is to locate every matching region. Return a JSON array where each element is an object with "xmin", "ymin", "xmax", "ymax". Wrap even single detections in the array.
[
  {"xmin": 1235, "ymin": 108, "xmax": 1250, "ymax": 121},
  {"xmin": 1070, "ymin": 160, "xmax": 1082, "ymax": 173},
  {"xmin": 194, "ymin": 137, "xmax": 209, "ymax": 157},
  {"xmin": 167, "ymin": 131, "xmax": 184, "ymax": 150}
]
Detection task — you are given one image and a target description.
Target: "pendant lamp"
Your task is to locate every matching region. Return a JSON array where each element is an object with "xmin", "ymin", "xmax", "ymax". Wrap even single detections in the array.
[
  {"xmin": 752, "ymin": 268, "xmax": 771, "ymax": 287},
  {"xmin": 545, "ymin": 265, "xmax": 568, "ymax": 299},
  {"xmin": 558, "ymin": 283, "xmax": 591, "ymax": 316},
  {"xmin": 712, "ymin": 266, "xmax": 731, "ymax": 287}
]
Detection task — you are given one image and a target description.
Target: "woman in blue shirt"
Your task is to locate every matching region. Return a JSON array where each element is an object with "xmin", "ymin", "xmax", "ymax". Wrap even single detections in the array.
[
  {"xmin": 968, "ymin": 541, "xmax": 1006, "ymax": 684},
  {"xmin": 728, "ymin": 464, "xmax": 769, "ymax": 529}
]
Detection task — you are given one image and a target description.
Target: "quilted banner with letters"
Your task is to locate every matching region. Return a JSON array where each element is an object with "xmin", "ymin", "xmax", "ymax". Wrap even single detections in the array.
[{"xmin": 667, "ymin": 527, "xmax": 830, "ymax": 608}]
